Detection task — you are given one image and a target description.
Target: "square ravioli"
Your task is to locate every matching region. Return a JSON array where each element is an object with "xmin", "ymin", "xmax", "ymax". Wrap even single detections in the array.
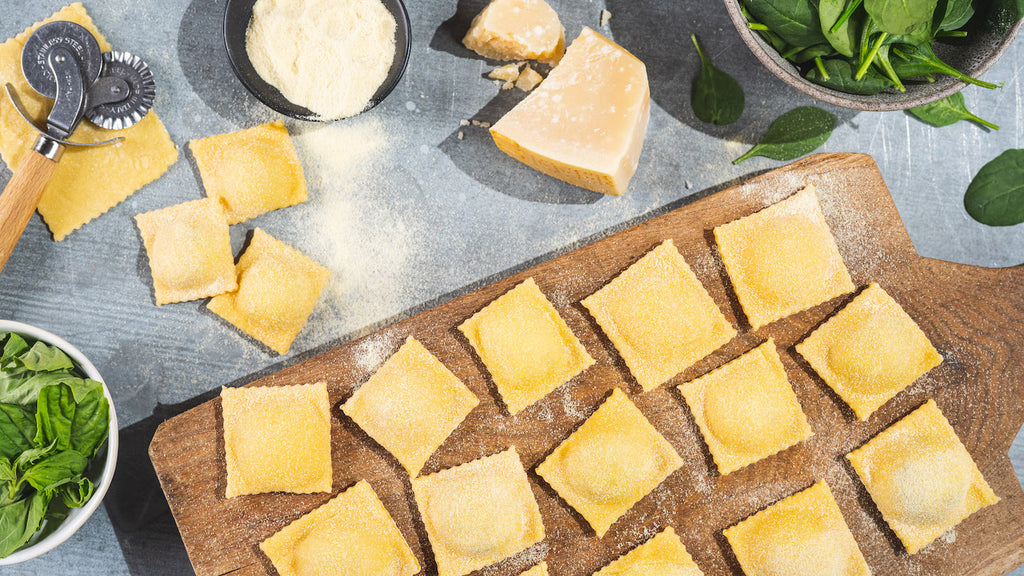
[
  {"xmin": 678, "ymin": 339, "xmax": 812, "ymax": 475},
  {"xmin": 221, "ymin": 382, "xmax": 332, "ymax": 497},
  {"xmin": 536, "ymin": 388, "xmax": 683, "ymax": 537},
  {"xmin": 796, "ymin": 283, "xmax": 942, "ymax": 420},
  {"xmin": 412, "ymin": 447, "xmax": 545, "ymax": 576},
  {"xmin": 582, "ymin": 239, "xmax": 736, "ymax": 392},
  {"xmin": 847, "ymin": 399, "xmax": 999, "ymax": 554},
  {"xmin": 342, "ymin": 336, "xmax": 480, "ymax": 477},
  {"xmin": 135, "ymin": 198, "xmax": 236, "ymax": 305},
  {"xmin": 208, "ymin": 229, "xmax": 330, "ymax": 354},
  {"xmin": 259, "ymin": 480, "xmax": 419, "ymax": 576},
  {"xmin": 714, "ymin": 186, "xmax": 854, "ymax": 330},
  {"xmin": 724, "ymin": 481, "xmax": 871, "ymax": 576},
  {"xmin": 520, "ymin": 563, "xmax": 549, "ymax": 576},
  {"xmin": 189, "ymin": 120, "xmax": 307, "ymax": 224},
  {"xmin": 0, "ymin": 3, "xmax": 178, "ymax": 240},
  {"xmin": 593, "ymin": 527, "xmax": 703, "ymax": 576},
  {"xmin": 458, "ymin": 277, "xmax": 594, "ymax": 414}
]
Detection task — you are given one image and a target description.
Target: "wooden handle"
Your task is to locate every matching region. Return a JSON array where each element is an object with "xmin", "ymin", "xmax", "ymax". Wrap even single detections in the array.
[{"xmin": 0, "ymin": 149, "xmax": 59, "ymax": 274}]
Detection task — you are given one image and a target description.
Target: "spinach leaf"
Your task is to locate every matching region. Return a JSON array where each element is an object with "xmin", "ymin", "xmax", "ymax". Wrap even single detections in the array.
[
  {"xmin": 691, "ymin": 35, "xmax": 745, "ymax": 125},
  {"xmin": 68, "ymin": 383, "xmax": 108, "ymax": 459},
  {"xmin": 18, "ymin": 343, "xmax": 73, "ymax": 373},
  {"xmin": 734, "ymin": 106, "xmax": 837, "ymax": 164},
  {"xmin": 807, "ymin": 58, "xmax": 894, "ymax": 93},
  {"xmin": 908, "ymin": 92, "xmax": 999, "ymax": 129},
  {"xmin": 865, "ymin": 0, "xmax": 939, "ymax": 34},
  {"xmin": 937, "ymin": 0, "xmax": 974, "ymax": 30},
  {"xmin": 890, "ymin": 44, "xmax": 1000, "ymax": 89},
  {"xmin": 820, "ymin": 0, "xmax": 861, "ymax": 56},
  {"xmin": 22, "ymin": 450, "xmax": 88, "ymax": 493},
  {"xmin": 989, "ymin": 0, "xmax": 1024, "ymax": 33},
  {"xmin": 743, "ymin": 0, "xmax": 828, "ymax": 46},
  {"xmin": 0, "ymin": 491, "xmax": 50, "ymax": 559},
  {"xmin": 58, "ymin": 477, "xmax": 94, "ymax": 509},
  {"xmin": 0, "ymin": 405, "xmax": 36, "ymax": 461},
  {"xmin": 0, "ymin": 334, "xmax": 28, "ymax": 368},
  {"xmin": 964, "ymin": 149, "xmax": 1024, "ymax": 226}
]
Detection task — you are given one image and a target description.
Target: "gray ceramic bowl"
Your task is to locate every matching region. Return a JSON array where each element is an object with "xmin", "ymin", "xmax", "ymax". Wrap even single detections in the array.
[{"xmin": 723, "ymin": 0, "xmax": 1024, "ymax": 111}]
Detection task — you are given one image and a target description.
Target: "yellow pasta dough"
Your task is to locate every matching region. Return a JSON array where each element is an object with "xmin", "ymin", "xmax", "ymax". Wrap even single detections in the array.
[
  {"xmin": 519, "ymin": 562, "xmax": 549, "ymax": 576},
  {"xmin": 259, "ymin": 480, "xmax": 419, "ymax": 576},
  {"xmin": 593, "ymin": 527, "xmax": 703, "ymax": 576},
  {"xmin": 459, "ymin": 278, "xmax": 594, "ymax": 414},
  {"xmin": 221, "ymin": 382, "xmax": 332, "ymax": 497},
  {"xmin": 412, "ymin": 447, "xmax": 545, "ymax": 576},
  {"xmin": 582, "ymin": 239, "xmax": 736, "ymax": 392},
  {"xmin": 536, "ymin": 388, "xmax": 683, "ymax": 537},
  {"xmin": 135, "ymin": 198, "xmax": 236, "ymax": 305},
  {"xmin": 678, "ymin": 339, "xmax": 812, "ymax": 475},
  {"xmin": 714, "ymin": 186, "xmax": 854, "ymax": 330},
  {"xmin": 0, "ymin": 3, "xmax": 178, "ymax": 241},
  {"xmin": 189, "ymin": 120, "xmax": 308, "ymax": 224},
  {"xmin": 796, "ymin": 283, "xmax": 942, "ymax": 420},
  {"xmin": 342, "ymin": 336, "xmax": 480, "ymax": 477},
  {"xmin": 724, "ymin": 481, "xmax": 871, "ymax": 576},
  {"xmin": 847, "ymin": 399, "xmax": 999, "ymax": 554},
  {"xmin": 208, "ymin": 229, "xmax": 330, "ymax": 355}
]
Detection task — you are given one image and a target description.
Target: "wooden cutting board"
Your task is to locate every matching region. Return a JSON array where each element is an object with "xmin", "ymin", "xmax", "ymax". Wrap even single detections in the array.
[{"xmin": 149, "ymin": 153, "xmax": 1024, "ymax": 576}]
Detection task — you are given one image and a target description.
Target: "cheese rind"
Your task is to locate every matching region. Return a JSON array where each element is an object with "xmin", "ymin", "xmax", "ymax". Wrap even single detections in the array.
[
  {"xmin": 490, "ymin": 28, "xmax": 650, "ymax": 196},
  {"xmin": 463, "ymin": 0, "xmax": 565, "ymax": 63}
]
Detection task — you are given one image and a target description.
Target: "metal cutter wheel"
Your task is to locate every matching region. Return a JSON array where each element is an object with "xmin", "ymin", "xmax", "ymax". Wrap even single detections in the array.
[{"xmin": 0, "ymin": 20, "xmax": 156, "ymax": 274}]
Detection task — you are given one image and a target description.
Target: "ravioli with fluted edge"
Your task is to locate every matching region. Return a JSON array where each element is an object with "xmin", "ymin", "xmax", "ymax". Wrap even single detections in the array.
[
  {"xmin": 342, "ymin": 336, "xmax": 480, "ymax": 477},
  {"xmin": 221, "ymin": 382, "xmax": 332, "ymax": 497},
  {"xmin": 593, "ymin": 527, "xmax": 703, "ymax": 576},
  {"xmin": 796, "ymin": 283, "xmax": 942, "ymax": 420},
  {"xmin": 519, "ymin": 562, "xmax": 550, "ymax": 576},
  {"xmin": 536, "ymin": 388, "xmax": 683, "ymax": 537},
  {"xmin": 714, "ymin": 186, "xmax": 854, "ymax": 329},
  {"xmin": 208, "ymin": 229, "xmax": 330, "ymax": 355},
  {"xmin": 259, "ymin": 480, "xmax": 419, "ymax": 576},
  {"xmin": 582, "ymin": 239, "xmax": 736, "ymax": 392},
  {"xmin": 847, "ymin": 399, "xmax": 999, "ymax": 554},
  {"xmin": 135, "ymin": 198, "xmax": 236, "ymax": 305},
  {"xmin": 724, "ymin": 481, "xmax": 871, "ymax": 576},
  {"xmin": 412, "ymin": 447, "xmax": 545, "ymax": 576},
  {"xmin": 459, "ymin": 278, "xmax": 594, "ymax": 414},
  {"xmin": 678, "ymin": 339, "xmax": 812, "ymax": 475}
]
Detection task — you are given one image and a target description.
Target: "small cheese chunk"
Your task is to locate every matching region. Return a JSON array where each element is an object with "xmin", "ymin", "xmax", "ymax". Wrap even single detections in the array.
[
  {"xmin": 515, "ymin": 65, "xmax": 543, "ymax": 92},
  {"xmin": 488, "ymin": 63, "xmax": 523, "ymax": 82},
  {"xmin": 463, "ymin": 0, "xmax": 565, "ymax": 63},
  {"xmin": 490, "ymin": 28, "xmax": 650, "ymax": 196}
]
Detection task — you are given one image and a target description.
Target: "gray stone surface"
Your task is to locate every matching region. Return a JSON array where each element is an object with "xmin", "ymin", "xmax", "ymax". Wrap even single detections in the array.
[{"xmin": 0, "ymin": 0, "xmax": 1021, "ymax": 574}]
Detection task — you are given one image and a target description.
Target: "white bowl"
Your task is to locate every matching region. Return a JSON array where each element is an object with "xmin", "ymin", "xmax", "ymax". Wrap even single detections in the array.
[{"xmin": 0, "ymin": 320, "xmax": 119, "ymax": 565}]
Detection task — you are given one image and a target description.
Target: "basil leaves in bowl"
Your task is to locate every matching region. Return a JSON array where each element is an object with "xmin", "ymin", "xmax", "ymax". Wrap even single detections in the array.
[
  {"xmin": 723, "ymin": 0, "xmax": 1024, "ymax": 110},
  {"xmin": 0, "ymin": 321, "xmax": 118, "ymax": 564}
]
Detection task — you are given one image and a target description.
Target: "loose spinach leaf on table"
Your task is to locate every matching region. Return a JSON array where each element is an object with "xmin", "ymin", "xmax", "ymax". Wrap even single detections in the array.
[
  {"xmin": 744, "ymin": 0, "xmax": 829, "ymax": 46},
  {"xmin": 0, "ymin": 491, "xmax": 50, "ymax": 559},
  {"xmin": 734, "ymin": 106, "xmax": 837, "ymax": 164},
  {"xmin": 908, "ymin": 91, "xmax": 999, "ymax": 129},
  {"xmin": 0, "ymin": 405, "xmax": 36, "ymax": 461},
  {"xmin": 691, "ymin": 35, "xmax": 745, "ymax": 125},
  {"xmin": 964, "ymin": 149, "xmax": 1024, "ymax": 226}
]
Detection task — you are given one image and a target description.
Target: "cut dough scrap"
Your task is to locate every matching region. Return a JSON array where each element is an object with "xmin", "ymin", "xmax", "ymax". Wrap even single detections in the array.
[
  {"xmin": 796, "ymin": 283, "xmax": 942, "ymax": 420},
  {"xmin": 259, "ymin": 480, "xmax": 420, "ymax": 576},
  {"xmin": 135, "ymin": 198, "xmax": 236, "ymax": 305},
  {"xmin": 678, "ymin": 339, "xmax": 813, "ymax": 475},
  {"xmin": 221, "ymin": 382, "xmax": 332, "ymax": 497},
  {"xmin": 412, "ymin": 447, "xmax": 545, "ymax": 576},
  {"xmin": 0, "ymin": 3, "xmax": 178, "ymax": 241},
  {"xmin": 458, "ymin": 278, "xmax": 594, "ymax": 414},
  {"xmin": 519, "ymin": 562, "xmax": 549, "ymax": 576},
  {"xmin": 463, "ymin": 0, "xmax": 565, "ymax": 63},
  {"xmin": 582, "ymin": 239, "xmax": 736, "ymax": 392},
  {"xmin": 593, "ymin": 527, "xmax": 704, "ymax": 576},
  {"xmin": 208, "ymin": 229, "xmax": 330, "ymax": 355},
  {"xmin": 714, "ymin": 186, "xmax": 854, "ymax": 329},
  {"xmin": 189, "ymin": 120, "xmax": 307, "ymax": 224},
  {"xmin": 342, "ymin": 336, "xmax": 480, "ymax": 477},
  {"xmin": 847, "ymin": 399, "xmax": 999, "ymax": 554},
  {"xmin": 724, "ymin": 481, "xmax": 871, "ymax": 576},
  {"xmin": 536, "ymin": 388, "xmax": 683, "ymax": 537}
]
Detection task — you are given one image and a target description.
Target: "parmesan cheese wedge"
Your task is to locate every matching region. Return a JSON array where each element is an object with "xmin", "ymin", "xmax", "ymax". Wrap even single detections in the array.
[
  {"xmin": 463, "ymin": 0, "xmax": 565, "ymax": 63},
  {"xmin": 490, "ymin": 28, "xmax": 650, "ymax": 196}
]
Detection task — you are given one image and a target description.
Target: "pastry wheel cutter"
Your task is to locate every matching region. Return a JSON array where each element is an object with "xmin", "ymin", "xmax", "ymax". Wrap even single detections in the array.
[{"xmin": 0, "ymin": 20, "xmax": 155, "ymax": 274}]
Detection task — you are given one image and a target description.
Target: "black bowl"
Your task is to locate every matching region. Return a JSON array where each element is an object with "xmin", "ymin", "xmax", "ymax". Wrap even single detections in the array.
[{"xmin": 223, "ymin": 0, "xmax": 412, "ymax": 121}]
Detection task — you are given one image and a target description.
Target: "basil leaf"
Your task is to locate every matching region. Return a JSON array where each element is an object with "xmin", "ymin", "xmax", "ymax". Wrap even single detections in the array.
[
  {"xmin": 806, "ymin": 58, "xmax": 893, "ymax": 93},
  {"xmin": 34, "ymin": 385, "xmax": 76, "ymax": 451},
  {"xmin": 18, "ymin": 343, "xmax": 74, "ymax": 373},
  {"xmin": 865, "ymin": 0, "xmax": 939, "ymax": 34},
  {"xmin": 13, "ymin": 441, "xmax": 56, "ymax": 474},
  {"xmin": 58, "ymin": 477, "xmax": 94, "ymax": 509},
  {"xmin": 734, "ymin": 106, "xmax": 836, "ymax": 164},
  {"xmin": 22, "ymin": 450, "xmax": 88, "ymax": 493},
  {"xmin": 69, "ymin": 383, "xmax": 109, "ymax": 459},
  {"xmin": 742, "ymin": 0, "xmax": 828, "ymax": 46},
  {"xmin": 0, "ymin": 334, "xmax": 28, "ymax": 368},
  {"xmin": 0, "ymin": 405, "xmax": 36, "ymax": 461},
  {"xmin": 0, "ymin": 372, "xmax": 87, "ymax": 407},
  {"xmin": 0, "ymin": 490, "xmax": 50, "ymax": 558},
  {"xmin": 691, "ymin": 35, "xmax": 745, "ymax": 126},
  {"xmin": 908, "ymin": 92, "xmax": 999, "ymax": 130},
  {"xmin": 964, "ymin": 149, "xmax": 1024, "ymax": 226},
  {"xmin": 819, "ymin": 0, "xmax": 861, "ymax": 56}
]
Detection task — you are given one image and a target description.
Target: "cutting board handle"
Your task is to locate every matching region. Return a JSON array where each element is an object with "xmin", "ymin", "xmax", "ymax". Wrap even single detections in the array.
[{"xmin": 0, "ymin": 140, "xmax": 61, "ymax": 274}]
